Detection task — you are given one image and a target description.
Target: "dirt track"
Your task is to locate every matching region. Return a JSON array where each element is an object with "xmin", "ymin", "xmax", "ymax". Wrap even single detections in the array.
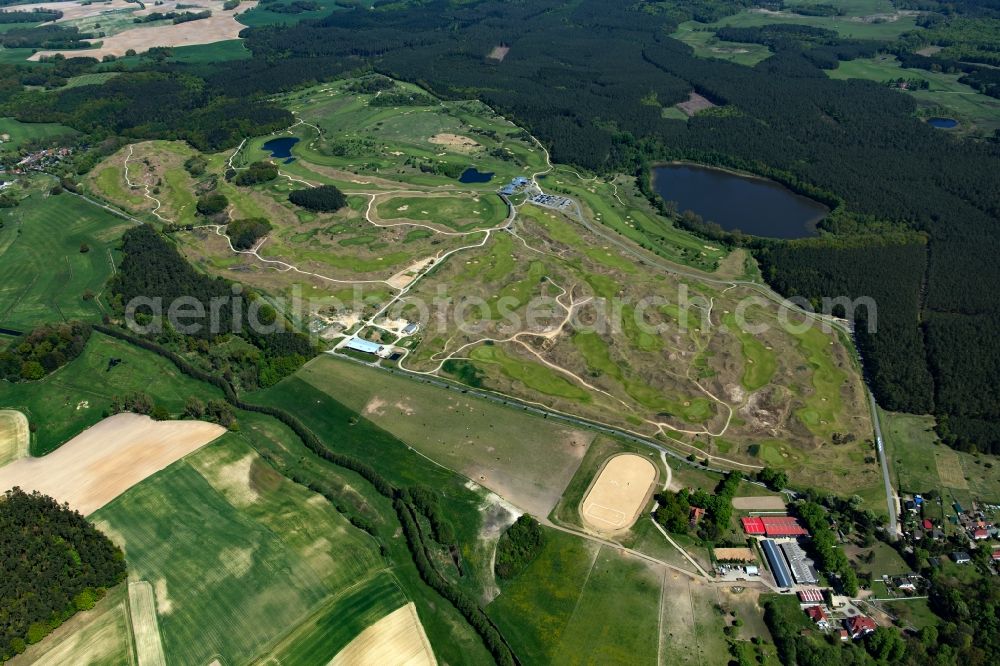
[
  {"xmin": 580, "ymin": 453, "xmax": 657, "ymax": 533},
  {"xmin": 0, "ymin": 413, "xmax": 224, "ymax": 514},
  {"xmin": 330, "ymin": 602, "xmax": 436, "ymax": 666}
]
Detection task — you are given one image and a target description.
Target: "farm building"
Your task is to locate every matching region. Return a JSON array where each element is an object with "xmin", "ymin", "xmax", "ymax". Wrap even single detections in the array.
[
  {"xmin": 805, "ymin": 606, "xmax": 829, "ymax": 629},
  {"xmin": 780, "ymin": 541, "xmax": 819, "ymax": 585},
  {"xmin": 761, "ymin": 540, "xmax": 794, "ymax": 589},
  {"xmin": 741, "ymin": 516, "xmax": 808, "ymax": 537},
  {"xmin": 343, "ymin": 338, "xmax": 392, "ymax": 357},
  {"xmin": 798, "ymin": 589, "xmax": 824, "ymax": 603}
]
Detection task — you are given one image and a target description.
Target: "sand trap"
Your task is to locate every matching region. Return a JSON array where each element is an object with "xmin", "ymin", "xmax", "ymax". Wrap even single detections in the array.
[
  {"xmin": 0, "ymin": 409, "xmax": 29, "ymax": 466},
  {"xmin": 428, "ymin": 133, "xmax": 480, "ymax": 152},
  {"xmin": 731, "ymin": 495, "xmax": 787, "ymax": 511},
  {"xmin": 580, "ymin": 454, "xmax": 657, "ymax": 533},
  {"xmin": 29, "ymin": 1, "xmax": 257, "ymax": 60},
  {"xmin": 0, "ymin": 413, "xmax": 224, "ymax": 515},
  {"xmin": 330, "ymin": 603, "xmax": 436, "ymax": 666}
]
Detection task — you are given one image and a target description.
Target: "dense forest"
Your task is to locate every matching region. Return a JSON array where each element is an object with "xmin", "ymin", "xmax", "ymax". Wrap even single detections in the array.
[
  {"xmin": 0, "ymin": 488, "xmax": 126, "ymax": 661},
  {"xmin": 111, "ymin": 225, "xmax": 314, "ymax": 388},
  {"xmin": 0, "ymin": 321, "xmax": 91, "ymax": 382}
]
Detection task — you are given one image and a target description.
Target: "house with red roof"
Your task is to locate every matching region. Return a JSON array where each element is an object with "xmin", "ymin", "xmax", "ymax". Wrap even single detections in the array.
[
  {"xmin": 805, "ymin": 606, "xmax": 829, "ymax": 629},
  {"xmin": 922, "ymin": 519, "xmax": 933, "ymax": 531},
  {"xmin": 972, "ymin": 528, "xmax": 989, "ymax": 540},
  {"xmin": 845, "ymin": 616, "xmax": 877, "ymax": 640}
]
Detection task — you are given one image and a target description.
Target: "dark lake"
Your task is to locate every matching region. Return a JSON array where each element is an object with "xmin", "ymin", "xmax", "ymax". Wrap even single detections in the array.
[
  {"xmin": 651, "ymin": 164, "xmax": 828, "ymax": 239},
  {"xmin": 459, "ymin": 167, "xmax": 494, "ymax": 183},
  {"xmin": 927, "ymin": 117, "xmax": 958, "ymax": 129},
  {"xmin": 262, "ymin": 137, "xmax": 299, "ymax": 159}
]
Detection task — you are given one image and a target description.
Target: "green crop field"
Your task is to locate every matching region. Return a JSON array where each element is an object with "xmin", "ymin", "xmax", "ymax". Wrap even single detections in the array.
[
  {"xmin": 91, "ymin": 435, "xmax": 385, "ymax": 665},
  {"xmin": 257, "ymin": 571, "xmax": 408, "ymax": 665},
  {"xmin": 0, "ymin": 184, "xmax": 131, "ymax": 331},
  {"xmin": 0, "ymin": 117, "xmax": 76, "ymax": 153},
  {"xmin": 828, "ymin": 56, "xmax": 1000, "ymax": 134},
  {"xmin": 881, "ymin": 409, "xmax": 1000, "ymax": 505},
  {"xmin": 488, "ymin": 528, "xmax": 662, "ymax": 664},
  {"xmin": 0, "ymin": 332, "xmax": 224, "ymax": 455}
]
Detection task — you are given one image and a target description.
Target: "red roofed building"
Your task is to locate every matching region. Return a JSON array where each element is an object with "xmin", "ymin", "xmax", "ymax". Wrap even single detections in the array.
[
  {"xmin": 798, "ymin": 589, "xmax": 824, "ymax": 603},
  {"xmin": 992, "ymin": 550, "xmax": 1000, "ymax": 561},
  {"xmin": 845, "ymin": 616, "xmax": 877, "ymax": 640},
  {"xmin": 742, "ymin": 517, "xmax": 766, "ymax": 535},
  {"xmin": 741, "ymin": 516, "xmax": 808, "ymax": 537},
  {"xmin": 690, "ymin": 506, "xmax": 706, "ymax": 526},
  {"xmin": 922, "ymin": 519, "xmax": 933, "ymax": 530},
  {"xmin": 805, "ymin": 606, "xmax": 829, "ymax": 629},
  {"xmin": 973, "ymin": 528, "xmax": 989, "ymax": 540}
]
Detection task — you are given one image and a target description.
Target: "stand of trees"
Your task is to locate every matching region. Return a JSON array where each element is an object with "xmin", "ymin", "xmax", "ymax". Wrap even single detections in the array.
[
  {"xmin": 0, "ymin": 321, "xmax": 91, "ymax": 382},
  {"xmin": 226, "ymin": 217, "xmax": 272, "ymax": 250},
  {"xmin": 0, "ymin": 488, "xmax": 126, "ymax": 661},
  {"xmin": 494, "ymin": 515, "xmax": 544, "ymax": 580},
  {"xmin": 288, "ymin": 184, "xmax": 346, "ymax": 212}
]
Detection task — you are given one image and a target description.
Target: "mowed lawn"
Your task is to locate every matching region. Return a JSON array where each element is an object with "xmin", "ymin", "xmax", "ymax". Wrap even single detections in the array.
[
  {"xmin": 0, "ymin": 187, "xmax": 130, "ymax": 330},
  {"xmin": 0, "ymin": 332, "xmax": 224, "ymax": 455},
  {"xmin": 488, "ymin": 528, "xmax": 662, "ymax": 665},
  {"xmin": 375, "ymin": 194, "xmax": 507, "ymax": 232},
  {"xmin": 0, "ymin": 117, "xmax": 77, "ymax": 154},
  {"xmin": 90, "ymin": 435, "xmax": 386, "ymax": 665}
]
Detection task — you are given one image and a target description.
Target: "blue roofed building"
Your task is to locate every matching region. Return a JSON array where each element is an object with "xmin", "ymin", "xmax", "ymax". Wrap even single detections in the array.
[{"xmin": 761, "ymin": 540, "xmax": 794, "ymax": 589}]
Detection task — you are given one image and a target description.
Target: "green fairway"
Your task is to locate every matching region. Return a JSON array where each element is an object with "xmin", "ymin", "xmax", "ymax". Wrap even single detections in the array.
[
  {"xmin": 724, "ymin": 312, "xmax": 778, "ymax": 391},
  {"xmin": 0, "ymin": 117, "xmax": 76, "ymax": 153},
  {"xmin": 793, "ymin": 326, "xmax": 848, "ymax": 437},
  {"xmin": 706, "ymin": 7, "xmax": 920, "ymax": 40},
  {"xmin": 671, "ymin": 24, "xmax": 773, "ymax": 66},
  {"xmin": 488, "ymin": 528, "xmax": 661, "ymax": 664},
  {"xmin": 469, "ymin": 344, "xmax": 592, "ymax": 402},
  {"xmin": 376, "ymin": 194, "xmax": 507, "ymax": 232},
  {"xmin": 92, "ymin": 435, "xmax": 385, "ymax": 665},
  {"xmin": 0, "ymin": 186, "xmax": 130, "ymax": 330},
  {"xmin": 0, "ymin": 332, "xmax": 224, "ymax": 455}
]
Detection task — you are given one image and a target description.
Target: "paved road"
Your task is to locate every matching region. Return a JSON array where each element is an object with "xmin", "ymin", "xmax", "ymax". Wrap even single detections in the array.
[{"xmin": 868, "ymin": 392, "xmax": 899, "ymax": 540}]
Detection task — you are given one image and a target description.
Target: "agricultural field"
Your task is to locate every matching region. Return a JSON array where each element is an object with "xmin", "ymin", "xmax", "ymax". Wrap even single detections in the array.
[
  {"xmin": 12, "ymin": 584, "xmax": 132, "ymax": 666},
  {"xmin": 293, "ymin": 354, "xmax": 594, "ymax": 517},
  {"xmin": 28, "ymin": 0, "xmax": 261, "ymax": 61},
  {"xmin": 828, "ymin": 56, "xmax": 1000, "ymax": 135},
  {"xmin": 0, "ymin": 413, "xmax": 224, "ymax": 515},
  {"xmin": 880, "ymin": 409, "xmax": 1000, "ymax": 506},
  {"xmin": 0, "ymin": 331, "xmax": 225, "ymax": 455},
  {"xmin": 328, "ymin": 602, "xmax": 436, "ymax": 666},
  {"xmin": 0, "ymin": 409, "xmax": 27, "ymax": 466},
  {"xmin": 488, "ymin": 526, "xmax": 732, "ymax": 665},
  {"xmin": 0, "ymin": 179, "xmax": 130, "ymax": 331},
  {"xmin": 88, "ymin": 435, "xmax": 388, "ymax": 665},
  {"xmin": 0, "ymin": 117, "xmax": 76, "ymax": 154}
]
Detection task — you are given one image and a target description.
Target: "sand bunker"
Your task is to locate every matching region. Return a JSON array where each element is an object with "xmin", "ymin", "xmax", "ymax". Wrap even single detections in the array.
[
  {"xmin": 387, "ymin": 257, "xmax": 435, "ymax": 289},
  {"xmin": 0, "ymin": 410, "xmax": 29, "ymax": 467},
  {"xmin": 580, "ymin": 454, "xmax": 657, "ymax": 533},
  {"xmin": 330, "ymin": 603, "xmax": 436, "ymax": 666},
  {"xmin": 29, "ymin": 1, "xmax": 257, "ymax": 60},
  {"xmin": 0, "ymin": 413, "xmax": 224, "ymax": 515}
]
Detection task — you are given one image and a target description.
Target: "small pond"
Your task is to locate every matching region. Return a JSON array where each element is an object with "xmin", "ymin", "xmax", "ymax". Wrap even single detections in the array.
[
  {"xmin": 651, "ymin": 164, "xmax": 828, "ymax": 239},
  {"xmin": 262, "ymin": 136, "xmax": 300, "ymax": 159},
  {"xmin": 927, "ymin": 117, "xmax": 958, "ymax": 129},
  {"xmin": 458, "ymin": 167, "xmax": 494, "ymax": 183}
]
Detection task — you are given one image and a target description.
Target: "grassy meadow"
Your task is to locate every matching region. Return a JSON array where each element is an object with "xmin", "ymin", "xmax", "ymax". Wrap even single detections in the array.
[{"xmin": 0, "ymin": 183, "xmax": 130, "ymax": 331}]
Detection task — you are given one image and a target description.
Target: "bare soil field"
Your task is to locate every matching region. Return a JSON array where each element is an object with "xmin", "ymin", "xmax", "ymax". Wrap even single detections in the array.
[
  {"xmin": 713, "ymin": 547, "xmax": 756, "ymax": 562},
  {"xmin": 30, "ymin": 1, "xmax": 258, "ymax": 60},
  {"xmin": 0, "ymin": 409, "xmax": 29, "ymax": 466},
  {"xmin": 580, "ymin": 453, "xmax": 658, "ymax": 533},
  {"xmin": 330, "ymin": 602, "xmax": 437, "ymax": 666},
  {"xmin": 0, "ymin": 413, "xmax": 224, "ymax": 515},
  {"xmin": 16, "ymin": 0, "xmax": 135, "ymax": 22},
  {"xmin": 675, "ymin": 92, "xmax": 717, "ymax": 117},
  {"xmin": 486, "ymin": 45, "xmax": 510, "ymax": 61},
  {"xmin": 731, "ymin": 495, "xmax": 786, "ymax": 511},
  {"xmin": 428, "ymin": 133, "xmax": 481, "ymax": 152}
]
